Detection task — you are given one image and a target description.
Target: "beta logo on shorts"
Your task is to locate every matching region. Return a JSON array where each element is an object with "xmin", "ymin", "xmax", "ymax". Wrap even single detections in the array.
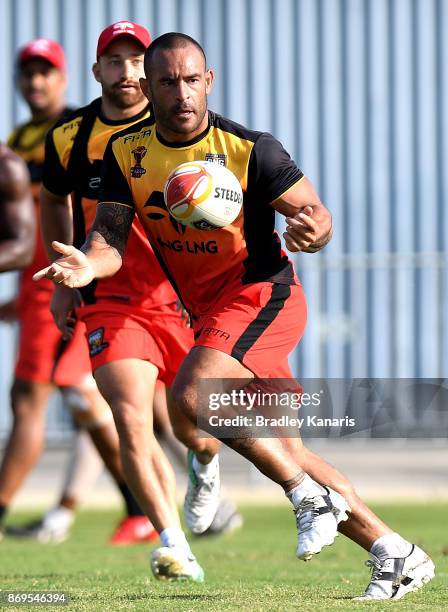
[
  {"xmin": 88, "ymin": 327, "xmax": 109, "ymax": 357},
  {"xmin": 202, "ymin": 327, "xmax": 231, "ymax": 341}
]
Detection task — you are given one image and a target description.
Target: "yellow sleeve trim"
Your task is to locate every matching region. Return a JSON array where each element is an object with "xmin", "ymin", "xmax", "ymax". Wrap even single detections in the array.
[
  {"xmin": 272, "ymin": 174, "xmax": 305, "ymax": 204},
  {"xmin": 52, "ymin": 117, "xmax": 82, "ymax": 170}
]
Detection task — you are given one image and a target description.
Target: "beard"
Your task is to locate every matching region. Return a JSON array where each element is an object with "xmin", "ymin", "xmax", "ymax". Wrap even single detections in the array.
[
  {"xmin": 102, "ymin": 82, "xmax": 146, "ymax": 110},
  {"xmin": 152, "ymin": 98, "xmax": 208, "ymax": 136}
]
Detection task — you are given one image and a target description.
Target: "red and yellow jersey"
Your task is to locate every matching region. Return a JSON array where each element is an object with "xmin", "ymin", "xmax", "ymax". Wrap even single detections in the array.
[
  {"xmin": 8, "ymin": 113, "xmax": 71, "ymax": 304},
  {"xmin": 43, "ymin": 101, "xmax": 177, "ymax": 308},
  {"xmin": 100, "ymin": 111, "xmax": 303, "ymax": 318}
]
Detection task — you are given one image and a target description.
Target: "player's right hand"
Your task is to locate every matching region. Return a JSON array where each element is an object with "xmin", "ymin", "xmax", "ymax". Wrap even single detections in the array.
[
  {"xmin": 51, "ymin": 285, "xmax": 82, "ymax": 340},
  {"xmin": 32, "ymin": 241, "xmax": 95, "ymax": 288}
]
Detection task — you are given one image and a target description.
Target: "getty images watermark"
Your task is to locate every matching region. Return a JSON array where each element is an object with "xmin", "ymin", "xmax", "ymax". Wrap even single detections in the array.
[
  {"xmin": 197, "ymin": 379, "xmax": 448, "ymax": 439},
  {"xmin": 207, "ymin": 388, "xmax": 355, "ymax": 429}
]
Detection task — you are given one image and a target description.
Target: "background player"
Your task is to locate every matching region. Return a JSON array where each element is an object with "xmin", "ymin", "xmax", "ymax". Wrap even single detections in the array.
[
  {"xmin": 0, "ymin": 143, "xmax": 34, "ymax": 272},
  {"xmin": 37, "ymin": 21, "xmax": 239, "ymax": 579},
  {"xmin": 35, "ymin": 33, "xmax": 436, "ymax": 599},
  {"xmin": 11, "ymin": 382, "xmax": 240, "ymax": 542},
  {"xmin": 0, "ymin": 39, "xmax": 157, "ymax": 544}
]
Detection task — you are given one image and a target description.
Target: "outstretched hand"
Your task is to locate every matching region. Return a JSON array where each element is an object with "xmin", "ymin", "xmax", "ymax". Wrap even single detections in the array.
[{"xmin": 32, "ymin": 241, "xmax": 95, "ymax": 288}]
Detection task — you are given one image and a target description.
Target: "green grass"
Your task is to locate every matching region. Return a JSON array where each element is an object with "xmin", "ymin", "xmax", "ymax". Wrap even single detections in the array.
[{"xmin": 0, "ymin": 504, "xmax": 446, "ymax": 611}]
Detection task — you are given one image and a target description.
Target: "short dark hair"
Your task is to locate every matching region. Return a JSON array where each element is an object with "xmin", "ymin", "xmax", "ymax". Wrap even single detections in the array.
[{"xmin": 144, "ymin": 32, "xmax": 206, "ymax": 73}]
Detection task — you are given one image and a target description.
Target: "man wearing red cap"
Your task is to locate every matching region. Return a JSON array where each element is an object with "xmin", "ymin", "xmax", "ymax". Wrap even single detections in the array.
[
  {"xmin": 37, "ymin": 20, "xmax": 227, "ymax": 581},
  {"xmin": 0, "ymin": 37, "xmax": 156, "ymax": 545},
  {"xmin": 0, "ymin": 39, "xmax": 92, "ymax": 536}
]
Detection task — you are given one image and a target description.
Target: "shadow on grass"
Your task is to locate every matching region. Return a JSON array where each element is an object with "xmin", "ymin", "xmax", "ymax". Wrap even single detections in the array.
[
  {"xmin": 113, "ymin": 593, "xmax": 223, "ymax": 603},
  {"xmin": 4, "ymin": 574, "xmax": 61, "ymax": 580},
  {"xmin": 156, "ymin": 594, "xmax": 223, "ymax": 601}
]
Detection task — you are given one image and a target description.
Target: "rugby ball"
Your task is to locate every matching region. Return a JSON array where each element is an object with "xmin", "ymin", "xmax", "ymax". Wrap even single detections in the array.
[{"xmin": 164, "ymin": 160, "xmax": 243, "ymax": 230}]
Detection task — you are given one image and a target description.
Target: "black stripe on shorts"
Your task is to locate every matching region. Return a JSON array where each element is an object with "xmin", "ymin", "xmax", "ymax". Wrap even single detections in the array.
[{"xmin": 231, "ymin": 283, "xmax": 292, "ymax": 362}]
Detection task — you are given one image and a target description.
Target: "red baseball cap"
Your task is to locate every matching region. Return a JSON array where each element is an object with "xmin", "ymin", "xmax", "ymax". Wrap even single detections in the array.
[
  {"xmin": 17, "ymin": 38, "xmax": 66, "ymax": 70},
  {"xmin": 96, "ymin": 21, "xmax": 151, "ymax": 58}
]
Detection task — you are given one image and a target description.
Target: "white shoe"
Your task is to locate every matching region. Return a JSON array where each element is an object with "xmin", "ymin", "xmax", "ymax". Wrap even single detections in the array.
[
  {"xmin": 6, "ymin": 508, "xmax": 74, "ymax": 543},
  {"xmin": 295, "ymin": 486, "xmax": 350, "ymax": 561},
  {"xmin": 200, "ymin": 498, "xmax": 243, "ymax": 536},
  {"xmin": 353, "ymin": 544, "xmax": 435, "ymax": 600},
  {"xmin": 150, "ymin": 546, "xmax": 205, "ymax": 582},
  {"xmin": 184, "ymin": 450, "xmax": 220, "ymax": 534}
]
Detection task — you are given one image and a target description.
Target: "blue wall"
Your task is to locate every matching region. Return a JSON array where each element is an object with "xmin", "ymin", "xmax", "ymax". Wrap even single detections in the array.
[{"xmin": 0, "ymin": 0, "xmax": 447, "ymax": 434}]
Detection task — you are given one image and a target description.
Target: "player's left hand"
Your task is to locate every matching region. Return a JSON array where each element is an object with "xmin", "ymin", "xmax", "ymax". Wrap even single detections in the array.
[{"xmin": 283, "ymin": 205, "xmax": 332, "ymax": 253}]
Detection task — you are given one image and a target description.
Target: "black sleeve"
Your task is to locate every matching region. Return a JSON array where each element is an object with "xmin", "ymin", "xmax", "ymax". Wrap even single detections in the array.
[
  {"xmin": 41, "ymin": 128, "xmax": 74, "ymax": 196},
  {"xmin": 99, "ymin": 138, "xmax": 134, "ymax": 207},
  {"xmin": 247, "ymin": 133, "xmax": 304, "ymax": 203}
]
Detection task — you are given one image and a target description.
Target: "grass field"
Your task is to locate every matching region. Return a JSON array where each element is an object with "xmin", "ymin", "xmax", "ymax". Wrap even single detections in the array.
[{"xmin": 0, "ymin": 504, "xmax": 446, "ymax": 611}]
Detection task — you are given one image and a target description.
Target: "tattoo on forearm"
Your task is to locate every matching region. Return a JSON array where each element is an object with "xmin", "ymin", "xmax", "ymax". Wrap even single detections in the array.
[
  {"xmin": 281, "ymin": 471, "xmax": 306, "ymax": 493},
  {"xmin": 84, "ymin": 202, "xmax": 134, "ymax": 258}
]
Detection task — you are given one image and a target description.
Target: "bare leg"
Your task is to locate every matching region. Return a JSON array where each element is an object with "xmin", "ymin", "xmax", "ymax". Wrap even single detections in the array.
[
  {"xmin": 94, "ymin": 358, "xmax": 179, "ymax": 532},
  {"xmin": 166, "ymin": 387, "xmax": 220, "ymax": 465},
  {"xmin": 171, "ymin": 347, "xmax": 306, "ymax": 485},
  {"xmin": 153, "ymin": 383, "xmax": 187, "ymax": 468},
  {"xmin": 172, "ymin": 347, "xmax": 398, "ymax": 554},
  {"xmin": 57, "ymin": 429, "xmax": 103, "ymax": 510},
  {"xmin": 67, "ymin": 384, "xmax": 123, "ymax": 483},
  {"xmin": 0, "ymin": 379, "xmax": 52, "ymax": 506},
  {"xmin": 68, "ymin": 383, "xmax": 174, "ymax": 530},
  {"xmin": 283, "ymin": 438, "xmax": 391, "ymax": 550}
]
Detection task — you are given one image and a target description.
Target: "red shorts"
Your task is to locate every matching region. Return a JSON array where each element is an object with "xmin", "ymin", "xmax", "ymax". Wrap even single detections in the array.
[
  {"xmin": 15, "ymin": 297, "xmax": 91, "ymax": 387},
  {"xmin": 193, "ymin": 282, "xmax": 307, "ymax": 378},
  {"xmin": 78, "ymin": 301, "xmax": 194, "ymax": 386}
]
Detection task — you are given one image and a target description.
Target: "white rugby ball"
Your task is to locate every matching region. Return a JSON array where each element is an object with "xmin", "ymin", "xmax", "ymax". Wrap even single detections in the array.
[{"xmin": 164, "ymin": 160, "xmax": 243, "ymax": 230}]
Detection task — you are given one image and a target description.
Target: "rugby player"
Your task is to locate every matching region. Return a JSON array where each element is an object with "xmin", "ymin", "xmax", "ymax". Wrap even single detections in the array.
[
  {"xmin": 36, "ymin": 21, "xmax": 239, "ymax": 580},
  {"xmin": 35, "ymin": 32, "xmax": 435, "ymax": 598},
  {"xmin": 0, "ymin": 39, "xmax": 155, "ymax": 544}
]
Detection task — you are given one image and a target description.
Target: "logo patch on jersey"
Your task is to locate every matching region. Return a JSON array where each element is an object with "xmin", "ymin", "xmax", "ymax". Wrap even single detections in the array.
[
  {"xmin": 89, "ymin": 177, "xmax": 101, "ymax": 190},
  {"xmin": 130, "ymin": 145, "xmax": 147, "ymax": 178},
  {"xmin": 63, "ymin": 118, "xmax": 82, "ymax": 133},
  {"xmin": 88, "ymin": 327, "xmax": 109, "ymax": 357},
  {"xmin": 204, "ymin": 153, "xmax": 227, "ymax": 167}
]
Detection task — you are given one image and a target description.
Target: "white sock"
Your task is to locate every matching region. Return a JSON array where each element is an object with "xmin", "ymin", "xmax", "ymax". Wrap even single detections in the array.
[
  {"xmin": 286, "ymin": 474, "xmax": 327, "ymax": 508},
  {"xmin": 371, "ymin": 532, "xmax": 413, "ymax": 560},
  {"xmin": 44, "ymin": 506, "xmax": 75, "ymax": 529},
  {"xmin": 160, "ymin": 527, "xmax": 190, "ymax": 552},
  {"xmin": 192, "ymin": 454, "xmax": 219, "ymax": 481}
]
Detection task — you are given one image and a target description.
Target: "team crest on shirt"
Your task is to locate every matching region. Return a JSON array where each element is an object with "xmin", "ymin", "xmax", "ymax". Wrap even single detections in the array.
[
  {"xmin": 130, "ymin": 145, "xmax": 147, "ymax": 178},
  {"xmin": 87, "ymin": 327, "xmax": 109, "ymax": 356},
  {"xmin": 204, "ymin": 153, "xmax": 227, "ymax": 167}
]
